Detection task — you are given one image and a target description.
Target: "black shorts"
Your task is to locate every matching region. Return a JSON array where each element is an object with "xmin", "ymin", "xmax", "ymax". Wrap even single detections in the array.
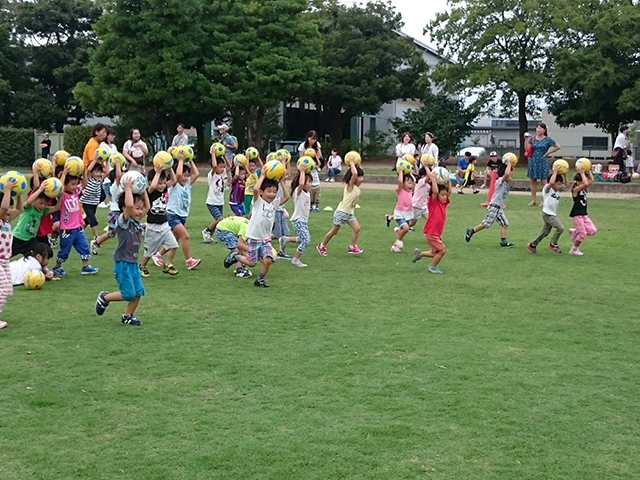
[
  {"xmin": 83, "ymin": 203, "xmax": 99, "ymax": 228},
  {"xmin": 463, "ymin": 177, "xmax": 476, "ymax": 187},
  {"xmin": 11, "ymin": 237, "xmax": 38, "ymax": 258}
]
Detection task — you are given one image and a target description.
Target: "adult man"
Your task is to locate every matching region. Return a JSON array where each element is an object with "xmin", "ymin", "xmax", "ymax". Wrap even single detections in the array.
[
  {"xmin": 40, "ymin": 133, "xmax": 51, "ymax": 159},
  {"xmin": 171, "ymin": 124, "xmax": 189, "ymax": 147},
  {"xmin": 613, "ymin": 125, "xmax": 630, "ymax": 171},
  {"xmin": 481, "ymin": 151, "xmax": 502, "ymax": 188},
  {"xmin": 456, "ymin": 151, "xmax": 472, "ymax": 191},
  {"xmin": 218, "ymin": 123, "xmax": 237, "ymax": 163}
]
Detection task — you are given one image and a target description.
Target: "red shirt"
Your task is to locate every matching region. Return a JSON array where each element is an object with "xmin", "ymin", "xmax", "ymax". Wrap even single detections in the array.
[
  {"xmin": 28, "ymin": 189, "xmax": 54, "ymax": 236},
  {"xmin": 423, "ymin": 196, "xmax": 450, "ymax": 236}
]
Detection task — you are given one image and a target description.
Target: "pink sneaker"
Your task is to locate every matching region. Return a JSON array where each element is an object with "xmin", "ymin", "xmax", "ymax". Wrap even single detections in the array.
[
  {"xmin": 569, "ymin": 246, "xmax": 584, "ymax": 256},
  {"xmin": 152, "ymin": 253, "xmax": 164, "ymax": 268},
  {"xmin": 186, "ymin": 257, "xmax": 202, "ymax": 270},
  {"xmin": 348, "ymin": 245, "xmax": 364, "ymax": 255},
  {"xmin": 316, "ymin": 243, "xmax": 327, "ymax": 257}
]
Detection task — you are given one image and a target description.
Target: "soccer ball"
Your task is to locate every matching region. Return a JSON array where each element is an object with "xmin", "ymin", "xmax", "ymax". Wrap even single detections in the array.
[
  {"xmin": 274, "ymin": 149, "xmax": 289, "ymax": 163},
  {"xmin": 65, "ymin": 156, "xmax": 84, "ymax": 177},
  {"xmin": 421, "ymin": 153, "xmax": 436, "ymax": 166},
  {"xmin": 235, "ymin": 154, "xmax": 248, "ymax": 168},
  {"xmin": 153, "ymin": 151, "xmax": 174, "ymax": 170},
  {"xmin": 403, "ymin": 154, "xmax": 416, "ymax": 165},
  {"xmin": 94, "ymin": 147, "xmax": 110, "ymax": 163},
  {"xmin": 121, "ymin": 170, "xmax": 148, "ymax": 194},
  {"xmin": 266, "ymin": 152, "xmax": 276, "ymax": 162},
  {"xmin": 502, "ymin": 152, "xmax": 518, "ymax": 166},
  {"xmin": 344, "ymin": 151, "xmax": 361, "ymax": 166},
  {"xmin": 434, "ymin": 166, "xmax": 449, "ymax": 185},
  {"xmin": 210, "ymin": 143, "xmax": 226, "ymax": 158},
  {"xmin": 264, "ymin": 160, "xmax": 285, "ymax": 180},
  {"xmin": 42, "ymin": 177, "xmax": 63, "ymax": 199},
  {"xmin": 396, "ymin": 158, "xmax": 412, "ymax": 175},
  {"xmin": 23, "ymin": 269, "xmax": 45, "ymax": 290},
  {"xmin": 33, "ymin": 158, "xmax": 53, "ymax": 179},
  {"xmin": 304, "ymin": 148, "xmax": 316, "ymax": 159},
  {"xmin": 296, "ymin": 156, "xmax": 316, "ymax": 174},
  {"xmin": 553, "ymin": 159, "xmax": 569, "ymax": 176},
  {"xmin": 53, "ymin": 150, "xmax": 70, "ymax": 166},
  {"xmin": 575, "ymin": 157, "xmax": 591, "ymax": 172},
  {"xmin": 246, "ymin": 147, "xmax": 259, "ymax": 160},
  {"xmin": 177, "ymin": 145, "xmax": 194, "ymax": 162},
  {"xmin": 0, "ymin": 171, "xmax": 28, "ymax": 196},
  {"xmin": 109, "ymin": 153, "xmax": 127, "ymax": 171}
]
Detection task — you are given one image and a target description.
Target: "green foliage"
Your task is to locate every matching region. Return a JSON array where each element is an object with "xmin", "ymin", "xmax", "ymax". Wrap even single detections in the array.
[
  {"xmin": 62, "ymin": 125, "xmax": 91, "ymax": 157},
  {"xmin": 361, "ymin": 129, "xmax": 394, "ymax": 157},
  {"xmin": 391, "ymin": 91, "xmax": 477, "ymax": 155},
  {"xmin": 0, "ymin": 127, "xmax": 35, "ymax": 167}
]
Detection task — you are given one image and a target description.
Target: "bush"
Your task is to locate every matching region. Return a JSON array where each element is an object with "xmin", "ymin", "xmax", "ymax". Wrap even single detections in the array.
[
  {"xmin": 63, "ymin": 125, "xmax": 92, "ymax": 157},
  {"xmin": 0, "ymin": 128, "xmax": 36, "ymax": 168}
]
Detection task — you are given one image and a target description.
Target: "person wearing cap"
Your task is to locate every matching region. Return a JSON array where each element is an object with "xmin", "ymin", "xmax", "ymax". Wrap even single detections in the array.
[
  {"xmin": 481, "ymin": 151, "xmax": 502, "ymax": 188},
  {"xmin": 171, "ymin": 124, "xmax": 189, "ymax": 147},
  {"xmin": 217, "ymin": 124, "xmax": 237, "ymax": 163}
]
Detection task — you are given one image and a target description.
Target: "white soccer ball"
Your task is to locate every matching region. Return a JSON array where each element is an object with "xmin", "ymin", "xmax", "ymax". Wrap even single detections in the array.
[{"xmin": 121, "ymin": 171, "xmax": 147, "ymax": 195}]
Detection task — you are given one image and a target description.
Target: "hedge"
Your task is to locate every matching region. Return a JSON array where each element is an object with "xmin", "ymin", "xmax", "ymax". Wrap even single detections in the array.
[
  {"xmin": 63, "ymin": 125, "xmax": 92, "ymax": 157},
  {"xmin": 0, "ymin": 128, "xmax": 36, "ymax": 168}
]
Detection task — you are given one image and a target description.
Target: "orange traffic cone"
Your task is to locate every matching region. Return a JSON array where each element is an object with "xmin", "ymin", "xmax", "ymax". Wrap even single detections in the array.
[{"xmin": 481, "ymin": 169, "xmax": 506, "ymax": 208}]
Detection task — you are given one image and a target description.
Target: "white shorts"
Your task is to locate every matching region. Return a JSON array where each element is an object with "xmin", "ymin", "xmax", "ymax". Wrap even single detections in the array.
[
  {"xmin": 144, "ymin": 222, "xmax": 179, "ymax": 257},
  {"xmin": 412, "ymin": 207, "xmax": 428, "ymax": 219}
]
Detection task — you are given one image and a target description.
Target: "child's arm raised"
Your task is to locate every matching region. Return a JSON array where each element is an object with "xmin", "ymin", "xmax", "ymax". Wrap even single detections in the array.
[
  {"xmin": 31, "ymin": 164, "xmax": 42, "ymax": 189},
  {"xmin": 234, "ymin": 163, "xmax": 240, "ymax": 180},
  {"xmin": 25, "ymin": 183, "xmax": 46, "ymax": 207},
  {"xmin": 48, "ymin": 195, "xmax": 62, "ymax": 214},
  {"xmin": 149, "ymin": 165, "xmax": 162, "ymax": 193},
  {"xmin": 297, "ymin": 170, "xmax": 306, "ymax": 195},
  {"xmin": 11, "ymin": 192, "xmax": 24, "ymax": 220},
  {"xmin": 167, "ymin": 167, "xmax": 177, "ymax": 188},
  {"xmin": 141, "ymin": 189, "xmax": 150, "ymax": 215},
  {"xmin": 114, "ymin": 157, "xmax": 123, "ymax": 185},
  {"xmin": 253, "ymin": 171, "xmax": 265, "ymax": 201},
  {"xmin": 397, "ymin": 170, "xmax": 403, "ymax": 190},
  {"xmin": 503, "ymin": 162, "xmax": 513, "ymax": 182},
  {"xmin": 573, "ymin": 170, "xmax": 589, "ymax": 194},
  {"xmin": 586, "ymin": 171, "xmax": 594, "ymax": 186},
  {"xmin": 175, "ymin": 155, "xmax": 184, "ymax": 179},
  {"xmin": 346, "ymin": 161, "xmax": 358, "ymax": 192},
  {"xmin": 122, "ymin": 176, "xmax": 134, "ymax": 221},
  {"xmin": 189, "ymin": 156, "xmax": 199, "ymax": 184},
  {"xmin": 429, "ymin": 170, "xmax": 439, "ymax": 198},
  {"xmin": 0, "ymin": 179, "xmax": 15, "ymax": 220},
  {"xmin": 279, "ymin": 177, "xmax": 291, "ymax": 206}
]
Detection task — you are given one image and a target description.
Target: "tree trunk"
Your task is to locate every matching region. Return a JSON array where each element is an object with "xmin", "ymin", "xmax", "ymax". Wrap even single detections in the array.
[
  {"xmin": 195, "ymin": 122, "xmax": 205, "ymax": 164},
  {"xmin": 254, "ymin": 106, "xmax": 265, "ymax": 152},
  {"xmin": 517, "ymin": 90, "xmax": 528, "ymax": 164},
  {"xmin": 327, "ymin": 105, "xmax": 344, "ymax": 151}
]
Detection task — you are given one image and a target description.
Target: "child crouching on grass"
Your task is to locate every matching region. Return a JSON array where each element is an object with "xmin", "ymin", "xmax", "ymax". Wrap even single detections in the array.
[
  {"xmin": 412, "ymin": 170, "xmax": 451, "ymax": 274},
  {"xmin": 95, "ymin": 176, "xmax": 150, "ymax": 326},
  {"xmin": 217, "ymin": 216, "xmax": 251, "ymax": 278},
  {"xmin": 10, "ymin": 243, "xmax": 58, "ymax": 285}
]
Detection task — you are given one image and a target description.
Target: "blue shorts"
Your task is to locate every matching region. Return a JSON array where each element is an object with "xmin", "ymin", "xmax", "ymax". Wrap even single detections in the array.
[
  {"xmin": 207, "ymin": 204, "xmax": 224, "ymax": 220},
  {"xmin": 215, "ymin": 228, "xmax": 238, "ymax": 250},
  {"xmin": 230, "ymin": 203, "xmax": 246, "ymax": 216},
  {"xmin": 113, "ymin": 261, "xmax": 145, "ymax": 301},
  {"xmin": 167, "ymin": 213, "xmax": 187, "ymax": 230},
  {"xmin": 57, "ymin": 227, "xmax": 91, "ymax": 263},
  {"xmin": 272, "ymin": 210, "xmax": 289, "ymax": 238}
]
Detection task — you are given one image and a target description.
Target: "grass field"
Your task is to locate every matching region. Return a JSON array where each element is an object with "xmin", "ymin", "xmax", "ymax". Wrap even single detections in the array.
[{"xmin": 2, "ymin": 182, "xmax": 639, "ymax": 479}]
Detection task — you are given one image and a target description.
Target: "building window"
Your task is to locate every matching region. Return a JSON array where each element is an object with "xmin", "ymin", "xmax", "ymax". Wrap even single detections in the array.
[
  {"xmin": 582, "ymin": 137, "xmax": 608, "ymax": 150},
  {"xmin": 498, "ymin": 139, "xmax": 516, "ymax": 148}
]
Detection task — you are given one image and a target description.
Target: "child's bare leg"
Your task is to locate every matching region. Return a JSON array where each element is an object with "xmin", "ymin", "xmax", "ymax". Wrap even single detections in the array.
[
  {"xmin": 104, "ymin": 292, "xmax": 123, "ymax": 303},
  {"xmin": 124, "ymin": 297, "xmax": 141, "ymax": 316},
  {"xmin": 172, "ymin": 224, "xmax": 191, "ymax": 260},
  {"xmin": 165, "ymin": 247, "xmax": 177, "ymax": 265},
  {"xmin": 321, "ymin": 225, "xmax": 340, "ymax": 245},
  {"xmin": 82, "ymin": 259, "xmax": 89, "ymax": 268},
  {"xmin": 259, "ymin": 257, "xmax": 272, "ymax": 276},
  {"xmin": 348, "ymin": 219, "xmax": 361, "ymax": 245},
  {"xmin": 396, "ymin": 224, "xmax": 409, "ymax": 241},
  {"xmin": 430, "ymin": 250, "xmax": 446, "ymax": 267},
  {"xmin": 500, "ymin": 225, "xmax": 508, "ymax": 238},
  {"xmin": 473, "ymin": 224, "xmax": 485, "ymax": 234}
]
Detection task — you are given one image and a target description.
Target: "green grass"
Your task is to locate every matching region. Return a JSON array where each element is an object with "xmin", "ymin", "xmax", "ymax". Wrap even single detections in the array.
[{"xmin": 2, "ymin": 183, "xmax": 639, "ymax": 479}]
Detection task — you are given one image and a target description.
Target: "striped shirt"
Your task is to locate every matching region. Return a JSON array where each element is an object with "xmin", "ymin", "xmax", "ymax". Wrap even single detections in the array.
[
  {"xmin": 80, "ymin": 177, "xmax": 103, "ymax": 205},
  {"xmin": 229, "ymin": 177, "xmax": 245, "ymax": 205}
]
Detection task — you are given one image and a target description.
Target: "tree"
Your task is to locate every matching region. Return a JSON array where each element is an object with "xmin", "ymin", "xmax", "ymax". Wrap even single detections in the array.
[
  {"xmin": 428, "ymin": 0, "xmax": 560, "ymax": 159},
  {"xmin": 0, "ymin": 0, "xmax": 15, "ymax": 124},
  {"xmin": 311, "ymin": 0, "xmax": 426, "ymax": 149}
]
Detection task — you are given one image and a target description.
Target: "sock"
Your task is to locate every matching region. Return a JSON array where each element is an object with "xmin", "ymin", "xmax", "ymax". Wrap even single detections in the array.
[
  {"xmin": 233, "ymin": 254, "xmax": 242, "ymax": 262},
  {"xmin": 501, "ymin": 238, "xmax": 507, "ymax": 244},
  {"xmin": 258, "ymin": 272, "xmax": 265, "ymax": 280}
]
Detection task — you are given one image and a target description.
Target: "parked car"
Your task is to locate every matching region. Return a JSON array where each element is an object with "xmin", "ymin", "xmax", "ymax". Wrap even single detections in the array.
[{"xmin": 457, "ymin": 147, "xmax": 486, "ymax": 157}]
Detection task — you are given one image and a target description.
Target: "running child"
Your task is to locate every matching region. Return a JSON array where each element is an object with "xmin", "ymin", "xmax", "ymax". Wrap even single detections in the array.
[
  {"xmin": 412, "ymin": 170, "xmax": 451, "ymax": 274},
  {"xmin": 243, "ymin": 156, "xmax": 262, "ymax": 217},
  {"xmin": 216, "ymin": 215, "xmax": 251, "ymax": 278},
  {"xmin": 316, "ymin": 161, "xmax": 364, "ymax": 256},
  {"xmin": 278, "ymin": 169, "xmax": 311, "ymax": 267},
  {"xmin": 29, "ymin": 164, "xmax": 55, "ymax": 246},
  {"xmin": 10, "ymin": 243, "xmax": 58, "ymax": 285},
  {"xmin": 139, "ymin": 166, "xmax": 179, "ymax": 277},
  {"xmin": 527, "ymin": 164, "xmax": 567, "ymax": 254},
  {"xmin": 408, "ymin": 166, "xmax": 430, "ymax": 230},
  {"xmin": 201, "ymin": 153, "xmax": 227, "ymax": 243},
  {"xmin": 12, "ymin": 181, "xmax": 60, "ymax": 258},
  {"xmin": 229, "ymin": 163, "xmax": 246, "ymax": 216},
  {"xmin": 80, "ymin": 159, "xmax": 105, "ymax": 244},
  {"xmin": 91, "ymin": 157, "xmax": 125, "ymax": 254},
  {"xmin": 390, "ymin": 170, "xmax": 415, "ymax": 253},
  {"xmin": 273, "ymin": 171, "xmax": 292, "ymax": 260},
  {"xmin": 460, "ymin": 156, "xmax": 480, "ymax": 194},
  {"xmin": 464, "ymin": 159, "xmax": 515, "ymax": 248},
  {"xmin": 0, "ymin": 180, "xmax": 23, "ymax": 329},
  {"xmin": 95, "ymin": 176, "xmax": 150, "ymax": 325},
  {"xmin": 568, "ymin": 168, "xmax": 596, "ymax": 256}
]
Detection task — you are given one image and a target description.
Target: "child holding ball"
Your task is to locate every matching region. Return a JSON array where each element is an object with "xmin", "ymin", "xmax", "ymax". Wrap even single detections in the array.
[
  {"xmin": 0, "ymin": 180, "xmax": 23, "ymax": 329},
  {"xmin": 278, "ymin": 169, "xmax": 312, "ymax": 267},
  {"xmin": 95, "ymin": 176, "xmax": 150, "ymax": 325},
  {"xmin": 568, "ymin": 168, "xmax": 596, "ymax": 256},
  {"xmin": 527, "ymin": 164, "xmax": 567, "ymax": 254},
  {"xmin": 390, "ymin": 170, "xmax": 415, "ymax": 253}
]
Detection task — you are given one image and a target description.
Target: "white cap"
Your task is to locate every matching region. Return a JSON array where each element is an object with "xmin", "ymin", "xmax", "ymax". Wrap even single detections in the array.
[
  {"xmin": 217, "ymin": 124, "xmax": 230, "ymax": 131},
  {"xmin": 489, "ymin": 151, "xmax": 497, "ymax": 156}
]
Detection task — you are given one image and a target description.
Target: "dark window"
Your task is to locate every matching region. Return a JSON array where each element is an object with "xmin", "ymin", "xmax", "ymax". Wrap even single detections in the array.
[{"xmin": 581, "ymin": 137, "xmax": 608, "ymax": 150}]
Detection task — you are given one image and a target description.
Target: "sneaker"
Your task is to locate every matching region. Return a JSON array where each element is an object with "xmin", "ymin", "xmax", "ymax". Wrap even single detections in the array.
[
  {"xmin": 569, "ymin": 246, "xmax": 584, "ymax": 256},
  {"xmin": 500, "ymin": 241, "xmax": 514, "ymax": 248},
  {"xmin": 325, "ymin": 178, "xmax": 330, "ymax": 182},
  {"xmin": 569, "ymin": 228, "xmax": 577, "ymax": 242},
  {"xmin": 330, "ymin": 178, "xmax": 335, "ymax": 183},
  {"xmin": 412, "ymin": 248, "xmax": 422, "ymax": 263},
  {"xmin": 480, "ymin": 184, "xmax": 486, "ymax": 189},
  {"xmin": 81, "ymin": 265, "xmax": 100, "ymax": 275},
  {"xmin": 428, "ymin": 266, "xmax": 443, "ymax": 274},
  {"xmin": 49, "ymin": 237, "xmax": 58, "ymax": 249},
  {"xmin": 0, "ymin": 320, "xmax": 7, "ymax": 329},
  {"xmin": 95, "ymin": 291, "xmax": 109, "ymax": 316},
  {"xmin": 527, "ymin": 243, "xmax": 537, "ymax": 255},
  {"xmin": 385, "ymin": 214, "xmax": 391, "ymax": 227},
  {"xmin": 121, "ymin": 314, "xmax": 142, "ymax": 326},
  {"xmin": 140, "ymin": 265, "xmax": 150, "ymax": 278},
  {"xmin": 291, "ymin": 258, "xmax": 307, "ymax": 267},
  {"xmin": 152, "ymin": 253, "xmax": 164, "ymax": 268},
  {"xmin": 53, "ymin": 266, "xmax": 67, "ymax": 277},
  {"xmin": 186, "ymin": 258, "xmax": 201, "ymax": 270},
  {"xmin": 277, "ymin": 251, "xmax": 292, "ymax": 260},
  {"xmin": 90, "ymin": 238, "xmax": 99, "ymax": 255},
  {"xmin": 457, "ymin": 189, "xmax": 464, "ymax": 194},
  {"xmin": 314, "ymin": 207, "xmax": 320, "ymax": 213},
  {"xmin": 393, "ymin": 227, "xmax": 399, "ymax": 233},
  {"xmin": 254, "ymin": 278, "xmax": 270, "ymax": 288},
  {"xmin": 465, "ymin": 228, "xmax": 474, "ymax": 243},
  {"xmin": 202, "ymin": 228, "xmax": 212, "ymax": 244},
  {"xmin": 163, "ymin": 264, "xmax": 179, "ymax": 275},
  {"xmin": 97, "ymin": 202, "xmax": 109, "ymax": 209},
  {"xmin": 473, "ymin": 189, "xmax": 480, "ymax": 194},
  {"xmin": 223, "ymin": 251, "xmax": 237, "ymax": 269},
  {"xmin": 235, "ymin": 266, "xmax": 252, "ymax": 278},
  {"xmin": 279, "ymin": 236, "xmax": 290, "ymax": 252},
  {"xmin": 316, "ymin": 243, "xmax": 327, "ymax": 257},
  {"xmin": 348, "ymin": 245, "xmax": 364, "ymax": 255},
  {"xmin": 548, "ymin": 243, "xmax": 561, "ymax": 254}
]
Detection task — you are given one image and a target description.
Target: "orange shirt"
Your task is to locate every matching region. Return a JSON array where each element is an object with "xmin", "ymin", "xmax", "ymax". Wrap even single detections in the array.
[{"xmin": 83, "ymin": 137, "xmax": 100, "ymax": 168}]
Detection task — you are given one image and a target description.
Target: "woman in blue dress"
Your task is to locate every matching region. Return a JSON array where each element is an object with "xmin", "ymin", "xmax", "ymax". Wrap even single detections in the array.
[{"xmin": 526, "ymin": 123, "xmax": 561, "ymax": 206}]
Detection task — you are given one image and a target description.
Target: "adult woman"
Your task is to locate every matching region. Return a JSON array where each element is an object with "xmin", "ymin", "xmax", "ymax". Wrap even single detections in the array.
[
  {"xmin": 395, "ymin": 132, "xmax": 416, "ymax": 160},
  {"xmin": 298, "ymin": 130, "xmax": 323, "ymax": 168},
  {"xmin": 83, "ymin": 123, "xmax": 107, "ymax": 169},
  {"xmin": 526, "ymin": 123, "xmax": 561, "ymax": 206},
  {"xmin": 123, "ymin": 128, "xmax": 148, "ymax": 173},
  {"xmin": 420, "ymin": 132, "xmax": 439, "ymax": 165}
]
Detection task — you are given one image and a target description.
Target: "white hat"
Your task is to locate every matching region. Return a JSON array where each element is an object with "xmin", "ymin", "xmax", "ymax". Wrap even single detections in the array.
[
  {"xmin": 217, "ymin": 124, "xmax": 229, "ymax": 131},
  {"xmin": 490, "ymin": 151, "xmax": 497, "ymax": 156}
]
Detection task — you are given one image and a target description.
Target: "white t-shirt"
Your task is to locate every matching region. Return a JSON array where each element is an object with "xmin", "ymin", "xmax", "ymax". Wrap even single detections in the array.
[
  {"xmin": 327, "ymin": 155, "xmax": 342, "ymax": 170},
  {"xmin": 10, "ymin": 257, "xmax": 42, "ymax": 286},
  {"xmin": 298, "ymin": 141, "xmax": 322, "ymax": 157},
  {"xmin": 206, "ymin": 171, "xmax": 225, "ymax": 205},
  {"xmin": 172, "ymin": 133, "xmax": 189, "ymax": 147},
  {"xmin": 123, "ymin": 140, "xmax": 145, "ymax": 160},
  {"xmin": 100, "ymin": 142, "xmax": 118, "ymax": 155},
  {"xmin": 291, "ymin": 189, "xmax": 310, "ymax": 223},
  {"xmin": 541, "ymin": 184, "xmax": 560, "ymax": 216},
  {"xmin": 246, "ymin": 197, "xmax": 281, "ymax": 240},
  {"xmin": 310, "ymin": 169, "xmax": 320, "ymax": 187},
  {"xmin": 614, "ymin": 133, "xmax": 628, "ymax": 150},
  {"xmin": 420, "ymin": 143, "xmax": 439, "ymax": 161},
  {"xmin": 396, "ymin": 143, "xmax": 416, "ymax": 159},
  {"xmin": 110, "ymin": 182, "xmax": 123, "ymax": 211}
]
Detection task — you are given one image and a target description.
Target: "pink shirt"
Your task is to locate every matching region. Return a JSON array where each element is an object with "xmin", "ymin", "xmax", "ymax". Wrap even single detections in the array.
[
  {"xmin": 412, "ymin": 178, "xmax": 431, "ymax": 209},
  {"xmin": 60, "ymin": 191, "xmax": 85, "ymax": 230},
  {"xmin": 0, "ymin": 219, "xmax": 12, "ymax": 260},
  {"xmin": 395, "ymin": 187, "xmax": 412, "ymax": 212}
]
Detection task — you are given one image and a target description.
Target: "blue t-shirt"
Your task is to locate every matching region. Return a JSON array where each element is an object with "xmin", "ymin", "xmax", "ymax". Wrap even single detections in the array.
[
  {"xmin": 529, "ymin": 136, "xmax": 556, "ymax": 162},
  {"xmin": 167, "ymin": 178, "xmax": 191, "ymax": 217},
  {"xmin": 457, "ymin": 158, "xmax": 470, "ymax": 170}
]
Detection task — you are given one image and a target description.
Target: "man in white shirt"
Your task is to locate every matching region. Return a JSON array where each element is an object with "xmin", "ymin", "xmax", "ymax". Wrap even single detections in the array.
[
  {"xmin": 613, "ymin": 125, "xmax": 629, "ymax": 171},
  {"xmin": 172, "ymin": 124, "xmax": 189, "ymax": 147}
]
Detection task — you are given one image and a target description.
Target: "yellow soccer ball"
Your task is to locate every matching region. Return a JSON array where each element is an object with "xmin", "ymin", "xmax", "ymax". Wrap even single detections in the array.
[
  {"xmin": 396, "ymin": 158, "xmax": 412, "ymax": 175},
  {"xmin": 421, "ymin": 153, "xmax": 436, "ymax": 166},
  {"xmin": 0, "ymin": 171, "xmax": 28, "ymax": 196},
  {"xmin": 553, "ymin": 159, "xmax": 569, "ymax": 176},
  {"xmin": 266, "ymin": 152, "xmax": 276, "ymax": 162},
  {"xmin": 502, "ymin": 152, "xmax": 518, "ymax": 166},
  {"xmin": 264, "ymin": 160, "xmax": 285, "ymax": 181},
  {"xmin": 304, "ymin": 148, "xmax": 316, "ymax": 159},
  {"xmin": 246, "ymin": 147, "xmax": 259, "ymax": 160},
  {"xmin": 42, "ymin": 177, "xmax": 63, "ymax": 199},
  {"xmin": 344, "ymin": 151, "xmax": 361, "ymax": 166},
  {"xmin": 153, "ymin": 151, "xmax": 174, "ymax": 170},
  {"xmin": 575, "ymin": 158, "xmax": 591, "ymax": 173},
  {"xmin": 109, "ymin": 153, "xmax": 127, "ymax": 170},
  {"xmin": 65, "ymin": 156, "xmax": 84, "ymax": 177},
  {"xmin": 210, "ymin": 143, "xmax": 226, "ymax": 158},
  {"xmin": 403, "ymin": 154, "xmax": 416, "ymax": 165},
  {"xmin": 177, "ymin": 145, "xmax": 194, "ymax": 162},
  {"xmin": 33, "ymin": 158, "xmax": 53, "ymax": 179},
  {"xmin": 94, "ymin": 147, "xmax": 110, "ymax": 163},
  {"xmin": 23, "ymin": 269, "xmax": 45, "ymax": 290},
  {"xmin": 52, "ymin": 150, "xmax": 70, "ymax": 167},
  {"xmin": 296, "ymin": 156, "xmax": 316, "ymax": 174},
  {"xmin": 235, "ymin": 154, "xmax": 248, "ymax": 168}
]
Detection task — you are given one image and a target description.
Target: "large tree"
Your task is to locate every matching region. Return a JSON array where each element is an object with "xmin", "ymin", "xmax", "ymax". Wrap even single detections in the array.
[
  {"xmin": 311, "ymin": 0, "xmax": 425, "ymax": 149},
  {"xmin": 0, "ymin": 0, "xmax": 15, "ymax": 124},
  {"xmin": 428, "ymin": 0, "xmax": 560, "ymax": 159}
]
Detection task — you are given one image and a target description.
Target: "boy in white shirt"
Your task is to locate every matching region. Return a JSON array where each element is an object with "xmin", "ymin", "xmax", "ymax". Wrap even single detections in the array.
[
  {"xmin": 527, "ymin": 164, "xmax": 567, "ymax": 254},
  {"xmin": 202, "ymin": 154, "xmax": 228, "ymax": 243},
  {"xmin": 310, "ymin": 167, "xmax": 321, "ymax": 212}
]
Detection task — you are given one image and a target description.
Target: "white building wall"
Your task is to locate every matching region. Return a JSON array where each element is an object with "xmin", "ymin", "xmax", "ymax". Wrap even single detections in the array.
[{"xmin": 542, "ymin": 111, "xmax": 610, "ymax": 159}]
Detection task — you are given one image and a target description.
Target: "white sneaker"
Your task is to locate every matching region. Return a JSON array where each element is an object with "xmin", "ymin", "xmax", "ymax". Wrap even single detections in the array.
[
  {"xmin": 97, "ymin": 202, "xmax": 109, "ymax": 209},
  {"xmin": 90, "ymin": 238, "xmax": 99, "ymax": 255},
  {"xmin": 202, "ymin": 228, "xmax": 212, "ymax": 243},
  {"xmin": 291, "ymin": 258, "xmax": 307, "ymax": 267},
  {"xmin": 279, "ymin": 236, "xmax": 290, "ymax": 252}
]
